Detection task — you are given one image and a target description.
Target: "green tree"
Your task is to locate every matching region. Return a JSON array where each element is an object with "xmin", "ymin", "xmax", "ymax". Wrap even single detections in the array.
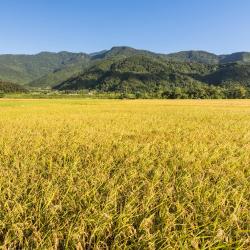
[{"xmin": 227, "ymin": 84, "xmax": 247, "ymax": 98}]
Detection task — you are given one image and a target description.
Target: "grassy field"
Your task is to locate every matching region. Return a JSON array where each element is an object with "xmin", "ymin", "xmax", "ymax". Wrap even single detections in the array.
[{"xmin": 0, "ymin": 99, "xmax": 249, "ymax": 249}]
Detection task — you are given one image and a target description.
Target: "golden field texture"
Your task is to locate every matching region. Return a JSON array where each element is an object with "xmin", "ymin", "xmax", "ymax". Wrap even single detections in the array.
[{"xmin": 0, "ymin": 99, "xmax": 249, "ymax": 249}]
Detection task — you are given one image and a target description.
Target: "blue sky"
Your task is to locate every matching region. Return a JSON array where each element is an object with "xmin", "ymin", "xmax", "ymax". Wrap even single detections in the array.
[{"xmin": 0, "ymin": 0, "xmax": 249, "ymax": 54}]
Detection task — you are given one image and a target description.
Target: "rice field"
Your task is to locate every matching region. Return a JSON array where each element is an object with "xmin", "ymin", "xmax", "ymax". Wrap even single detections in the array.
[{"xmin": 0, "ymin": 99, "xmax": 249, "ymax": 249}]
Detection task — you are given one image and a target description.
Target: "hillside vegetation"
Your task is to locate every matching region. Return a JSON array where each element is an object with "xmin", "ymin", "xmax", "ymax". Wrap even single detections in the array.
[
  {"xmin": 202, "ymin": 63, "xmax": 250, "ymax": 86},
  {"xmin": 0, "ymin": 80, "xmax": 27, "ymax": 93},
  {"xmin": 1, "ymin": 47, "xmax": 250, "ymax": 97},
  {"xmin": 61, "ymin": 55, "xmax": 212, "ymax": 93},
  {"xmin": 0, "ymin": 51, "xmax": 90, "ymax": 85},
  {"xmin": 54, "ymin": 54, "xmax": 250, "ymax": 98},
  {"xmin": 28, "ymin": 58, "xmax": 90, "ymax": 88},
  {"xmin": 165, "ymin": 50, "xmax": 219, "ymax": 64}
]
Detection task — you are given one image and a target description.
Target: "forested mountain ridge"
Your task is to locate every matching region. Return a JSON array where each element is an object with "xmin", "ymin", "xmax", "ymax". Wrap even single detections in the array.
[
  {"xmin": 219, "ymin": 52, "xmax": 250, "ymax": 64},
  {"xmin": 53, "ymin": 54, "xmax": 216, "ymax": 91},
  {"xmin": 0, "ymin": 51, "xmax": 90, "ymax": 85},
  {"xmin": 54, "ymin": 53, "xmax": 250, "ymax": 98},
  {"xmin": 1, "ymin": 47, "xmax": 250, "ymax": 96},
  {"xmin": 28, "ymin": 55, "xmax": 90, "ymax": 88},
  {"xmin": 165, "ymin": 51, "xmax": 219, "ymax": 64},
  {"xmin": 201, "ymin": 63, "xmax": 250, "ymax": 86}
]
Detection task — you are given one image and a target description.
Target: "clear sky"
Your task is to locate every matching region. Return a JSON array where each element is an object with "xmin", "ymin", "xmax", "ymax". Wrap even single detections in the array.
[{"xmin": 0, "ymin": 0, "xmax": 249, "ymax": 55}]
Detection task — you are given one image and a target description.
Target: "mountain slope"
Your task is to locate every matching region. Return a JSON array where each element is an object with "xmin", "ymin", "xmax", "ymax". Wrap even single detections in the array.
[
  {"xmin": 91, "ymin": 46, "xmax": 157, "ymax": 60},
  {"xmin": 0, "ymin": 51, "xmax": 90, "ymax": 85},
  {"xmin": 219, "ymin": 52, "xmax": 250, "ymax": 64},
  {"xmin": 1, "ymin": 47, "xmax": 250, "ymax": 89},
  {"xmin": 54, "ymin": 55, "xmax": 216, "ymax": 92},
  {"xmin": 165, "ymin": 51, "xmax": 219, "ymax": 64},
  {"xmin": 202, "ymin": 63, "xmax": 250, "ymax": 86},
  {"xmin": 28, "ymin": 55, "xmax": 90, "ymax": 88},
  {"xmin": 27, "ymin": 49, "xmax": 250, "ymax": 89},
  {"xmin": 38, "ymin": 47, "xmax": 157, "ymax": 89}
]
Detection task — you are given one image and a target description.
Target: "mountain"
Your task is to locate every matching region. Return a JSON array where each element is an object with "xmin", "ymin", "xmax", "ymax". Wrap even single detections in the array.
[
  {"xmin": 43, "ymin": 46, "xmax": 222, "ymax": 90},
  {"xmin": 28, "ymin": 54, "xmax": 90, "ymax": 88},
  {"xmin": 30, "ymin": 47, "xmax": 159, "ymax": 88},
  {"xmin": 53, "ymin": 52, "xmax": 250, "ymax": 99},
  {"xmin": 202, "ymin": 63, "xmax": 250, "ymax": 86},
  {"xmin": 90, "ymin": 46, "xmax": 157, "ymax": 60},
  {"xmin": 54, "ymin": 54, "xmax": 216, "ymax": 92},
  {"xmin": 0, "ymin": 51, "xmax": 90, "ymax": 85},
  {"xmin": 165, "ymin": 51, "xmax": 219, "ymax": 64},
  {"xmin": 164, "ymin": 51, "xmax": 250, "ymax": 64},
  {"xmin": 0, "ymin": 80, "xmax": 27, "ymax": 93},
  {"xmin": 1, "ymin": 47, "xmax": 250, "ymax": 91},
  {"xmin": 219, "ymin": 52, "xmax": 250, "ymax": 64}
]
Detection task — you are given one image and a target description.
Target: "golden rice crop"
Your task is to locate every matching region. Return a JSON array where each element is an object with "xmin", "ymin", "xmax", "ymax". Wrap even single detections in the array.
[{"xmin": 0, "ymin": 99, "xmax": 249, "ymax": 249}]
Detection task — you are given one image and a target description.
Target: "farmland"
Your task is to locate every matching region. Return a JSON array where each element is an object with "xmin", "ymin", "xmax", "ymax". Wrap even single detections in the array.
[{"xmin": 0, "ymin": 99, "xmax": 249, "ymax": 249}]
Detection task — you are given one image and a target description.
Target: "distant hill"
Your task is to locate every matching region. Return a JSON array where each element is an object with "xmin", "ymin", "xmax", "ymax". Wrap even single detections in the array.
[
  {"xmin": 165, "ymin": 51, "xmax": 219, "ymax": 64},
  {"xmin": 53, "ymin": 53, "xmax": 250, "ymax": 99},
  {"xmin": 1, "ymin": 47, "xmax": 250, "ymax": 92},
  {"xmin": 0, "ymin": 80, "xmax": 27, "ymax": 93},
  {"xmin": 90, "ymin": 46, "xmax": 157, "ymax": 60},
  {"xmin": 29, "ymin": 47, "xmax": 159, "ymax": 88},
  {"xmin": 54, "ymin": 55, "xmax": 216, "ymax": 92},
  {"xmin": 28, "ymin": 54, "xmax": 90, "ymax": 88},
  {"xmin": 219, "ymin": 52, "xmax": 250, "ymax": 64},
  {"xmin": 0, "ymin": 51, "xmax": 90, "ymax": 85},
  {"xmin": 202, "ymin": 63, "xmax": 250, "ymax": 86},
  {"xmin": 164, "ymin": 51, "xmax": 250, "ymax": 64}
]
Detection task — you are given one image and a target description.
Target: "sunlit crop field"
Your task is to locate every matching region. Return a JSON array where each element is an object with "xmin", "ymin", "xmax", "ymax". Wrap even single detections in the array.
[{"xmin": 0, "ymin": 99, "xmax": 249, "ymax": 249}]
